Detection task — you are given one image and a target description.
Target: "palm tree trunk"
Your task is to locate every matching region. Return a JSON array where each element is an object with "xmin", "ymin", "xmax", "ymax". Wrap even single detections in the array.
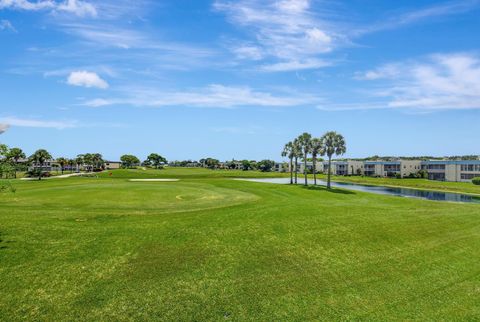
[
  {"xmin": 304, "ymin": 152, "xmax": 308, "ymax": 186},
  {"xmin": 313, "ymin": 157, "xmax": 317, "ymax": 185},
  {"xmin": 327, "ymin": 156, "xmax": 332, "ymax": 189},
  {"xmin": 294, "ymin": 157, "xmax": 298, "ymax": 184},
  {"xmin": 289, "ymin": 158, "xmax": 293, "ymax": 184}
]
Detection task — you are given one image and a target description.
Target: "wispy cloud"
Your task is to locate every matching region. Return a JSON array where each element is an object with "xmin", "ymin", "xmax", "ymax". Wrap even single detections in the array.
[
  {"xmin": 0, "ymin": 19, "xmax": 16, "ymax": 32},
  {"xmin": 0, "ymin": 123, "xmax": 9, "ymax": 134},
  {"xmin": 0, "ymin": 116, "xmax": 78, "ymax": 129},
  {"xmin": 67, "ymin": 70, "xmax": 109, "ymax": 89},
  {"xmin": 214, "ymin": 0, "xmax": 341, "ymax": 72},
  {"xmin": 260, "ymin": 58, "xmax": 331, "ymax": 72},
  {"xmin": 83, "ymin": 84, "xmax": 322, "ymax": 108},
  {"xmin": 355, "ymin": 53, "xmax": 480, "ymax": 110},
  {"xmin": 215, "ymin": 0, "xmax": 480, "ymax": 72},
  {"xmin": 0, "ymin": 0, "xmax": 97, "ymax": 17},
  {"xmin": 0, "ymin": 116, "xmax": 126, "ymax": 130},
  {"xmin": 355, "ymin": 0, "xmax": 480, "ymax": 35}
]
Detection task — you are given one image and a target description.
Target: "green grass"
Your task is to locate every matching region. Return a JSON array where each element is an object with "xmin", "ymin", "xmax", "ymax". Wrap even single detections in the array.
[
  {"xmin": 1, "ymin": 168, "xmax": 480, "ymax": 320},
  {"xmin": 100, "ymin": 167, "xmax": 290, "ymax": 179}
]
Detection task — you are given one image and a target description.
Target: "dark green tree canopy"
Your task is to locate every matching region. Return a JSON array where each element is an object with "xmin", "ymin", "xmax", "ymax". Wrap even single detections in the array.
[
  {"xmin": 145, "ymin": 153, "xmax": 167, "ymax": 168},
  {"xmin": 257, "ymin": 160, "xmax": 276, "ymax": 172},
  {"xmin": 120, "ymin": 154, "xmax": 141, "ymax": 168}
]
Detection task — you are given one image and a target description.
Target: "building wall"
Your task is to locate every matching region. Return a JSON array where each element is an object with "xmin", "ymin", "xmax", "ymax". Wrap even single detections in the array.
[
  {"xmin": 400, "ymin": 160, "xmax": 422, "ymax": 177},
  {"xmin": 105, "ymin": 162, "xmax": 121, "ymax": 170},
  {"xmin": 422, "ymin": 161, "xmax": 480, "ymax": 182},
  {"xmin": 286, "ymin": 159, "xmax": 480, "ymax": 182}
]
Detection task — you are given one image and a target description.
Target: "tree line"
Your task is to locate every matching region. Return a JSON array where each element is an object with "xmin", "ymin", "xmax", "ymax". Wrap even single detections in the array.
[
  {"xmin": 0, "ymin": 143, "xmax": 168, "ymax": 180},
  {"xmin": 282, "ymin": 131, "xmax": 346, "ymax": 189}
]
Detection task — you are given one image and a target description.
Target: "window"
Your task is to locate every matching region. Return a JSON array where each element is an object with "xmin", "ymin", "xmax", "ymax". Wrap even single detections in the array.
[
  {"xmin": 461, "ymin": 173, "xmax": 478, "ymax": 180},
  {"xmin": 426, "ymin": 164, "xmax": 445, "ymax": 170}
]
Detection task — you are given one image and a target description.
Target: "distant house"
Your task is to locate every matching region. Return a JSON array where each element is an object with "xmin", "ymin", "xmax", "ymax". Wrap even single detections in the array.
[
  {"xmin": 104, "ymin": 161, "xmax": 122, "ymax": 170},
  {"xmin": 28, "ymin": 159, "xmax": 56, "ymax": 172}
]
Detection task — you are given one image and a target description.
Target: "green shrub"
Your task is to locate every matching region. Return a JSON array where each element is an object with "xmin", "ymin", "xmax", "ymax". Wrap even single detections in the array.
[{"xmin": 473, "ymin": 177, "xmax": 480, "ymax": 185}]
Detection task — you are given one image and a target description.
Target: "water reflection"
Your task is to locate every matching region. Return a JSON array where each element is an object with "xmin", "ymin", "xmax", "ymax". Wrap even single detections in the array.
[{"xmin": 237, "ymin": 178, "xmax": 480, "ymax": 204}]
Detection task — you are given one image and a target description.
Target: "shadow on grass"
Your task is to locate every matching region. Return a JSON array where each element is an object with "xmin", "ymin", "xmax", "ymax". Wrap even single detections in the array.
[
  {"xmin": 300, "ymin": 185, "xmax": 356, "ymax": 195},
  {"xmin": 0, "ymin": 233, "xmax": 6, "ymax": 250}
]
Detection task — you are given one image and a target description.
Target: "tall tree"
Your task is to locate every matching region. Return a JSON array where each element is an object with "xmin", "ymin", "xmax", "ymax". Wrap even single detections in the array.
[
  {"xmin": 75, "ymin": 155, "xmax": 84, "ymax": 172},
  {"xmin": 320, "ymin": 131, "xmax": 347, "ymax": 189},
  {"xmin": 311, "ymin": 138, "xmax": 322, "ymax": 185},
  {"xmin": 67, "ymin": 159, "xmax": 75, "ymax": 173},
  {"xmin": 120, "ymin": 155, "xmax": 140, "ymax": 168},
  {"xmin": 6, "ymin": 147, "xmax": 25, "ymax": 178},
  {"xmin": 292, "ymin": 139, "xmax": 302, "ymax": 184},
  {"xmin": 91, "ymin": 153, "xmax": 104, "ymax": 171},
  {"xmin": 82, "ymin": 154, "xmax": 94, "ymax": 172},
  {"xmin": 145, "ymin": 153, "xmax": 167, "ymax": 169},
  {"xmin": 257, "ymin": 160, "xmax": 275, "ymax": 172},
  {"xmin": 0, "ymin": 144, "xmax": 9, "ymax": 179},
  {"xmin": 29, "ymin": 149, "xmax": 52, "ymax": 180},
  {"xmin": 297, "ymin": 132, "xmax": 312, "ymax": 186},
  {"xmin": 282, "ymin": 142, "xmax": 295, "ymax": 184},
  {"xmin": 56, "ymin": 157, "xmax": 68, "ymax": 174}
]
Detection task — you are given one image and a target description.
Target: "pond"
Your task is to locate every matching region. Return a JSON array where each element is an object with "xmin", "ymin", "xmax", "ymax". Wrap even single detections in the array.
[{"xmin": 236, "ymin": 178, "xmax": 480, "ymax": 204}]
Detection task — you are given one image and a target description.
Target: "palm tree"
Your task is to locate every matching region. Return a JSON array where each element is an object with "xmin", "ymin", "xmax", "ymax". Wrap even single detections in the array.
[
  {"xmin": 297, "ymin": 132, "xmax": 312, "ymax": 186},
  {"xmin": 320, "ymin": 131, "xmax": 347, "ymax": 189},
  {"xmin": 292, "ymin": 138, "xmax": 302, "ymax": 184},
  {"xmin": 83, "ymin": 154, "xmax": 93, "ymax": 172},
  {"xmin": 29, "ymin": 149, "xmax": 52, "ymax": 180},
  {"xmin": 75, "ymin": 155, "xmax": 84, "ymax": 173},
  {"xmin": 7, "ymin": 147, "xmax": 25, "ymax": 178},
  {"xmin": 311, "ymin": 138, "xmax": 322, "ymax": 185},
  {"xmin": 282, "ymin": 142, "xmax": 295, "ymax": 184},
  {"xmin": 67, "ymin": 159, "xmax": 75, "ymax": 173},
  {"xmin": 91, "ymin": 153, "xmax": 104, "ymax": 171},
  {"xmin": 56, "ymin": 157, "xmax": 68, "ymax": 174}
]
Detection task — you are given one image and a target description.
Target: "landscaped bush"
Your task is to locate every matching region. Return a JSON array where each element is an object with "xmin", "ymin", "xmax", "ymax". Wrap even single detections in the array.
[
  {"xmin": 25, "ymin": 170, "xmax": 51, "ymax": 178},
  {"xmin": 473, "ymin": 177, "xmax": 480, "ymax": 185}
]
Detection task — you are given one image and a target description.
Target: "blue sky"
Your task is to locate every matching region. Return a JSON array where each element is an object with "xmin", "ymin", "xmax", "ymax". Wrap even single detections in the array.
[{"xmin": 0, "ymin": 0, "xmax": 479, "ymax": 161}]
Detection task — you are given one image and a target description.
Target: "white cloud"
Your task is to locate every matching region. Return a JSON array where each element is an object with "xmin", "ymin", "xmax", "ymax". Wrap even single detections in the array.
[
  {"xmin": 214, "ymin": 0, "xmax": 339, "ymax": 72},
  {"xmin": 0, "ymin": 123, "xmax": 9, "ymax": 134},
  {"xmin": 357, "ymin": 53, "xmax": 480, "ymax": 110},
  {"xmin": 276, "ymin": 0, "xmax": 310, "ymax": 13},
  {"xmin": 83, "ymin": 84, "xmax": 321, "ymax": 108},
  {"xmin": 0, "ymin": 0, "xmax": 54, "ymax": 10},
  {"xmin": 67, "ymin": 71, "xmax": 109, "ymax": 89},
  {"xmin": 0, "ymin": 0, "xmax": 96, "ymax": 17},
  {"xmin": 354, "ymin": 1, "xmax": 480, "ymax": 36},
  {"xmin": 261, "ymin": 58, "xmax": 331, "ymax": 72},
  {"xmin": 57, "ymin": 0, "xmax": 96, "ymax": 17},
  {"xmin": 354, "ymin": 64, "xmax": 402, "ymax": 80},
  {"xmin": 233, "ymin": 45, "xmax": 264, "ymax": 60},
  {"xmin": 0, "ymin": 117, "xmax": 77, "ymax": 129},
  {"xmin": 0, "ymin": 19, "xmax": 16, "ymax": 31}
]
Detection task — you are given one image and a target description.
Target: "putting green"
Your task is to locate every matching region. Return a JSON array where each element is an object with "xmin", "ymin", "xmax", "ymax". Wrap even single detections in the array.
[{"xmin": 0, "ymin": 178, "xmax": 258, "ymax": 216}]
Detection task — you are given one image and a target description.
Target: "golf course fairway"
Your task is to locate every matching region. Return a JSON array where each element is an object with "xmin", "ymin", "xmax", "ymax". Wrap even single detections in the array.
[{"xmin": 1, "ymin": 168, "xmax": 480, "ymax": 321}]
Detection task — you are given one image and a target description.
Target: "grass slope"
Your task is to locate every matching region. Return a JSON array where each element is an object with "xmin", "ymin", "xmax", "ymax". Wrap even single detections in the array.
[{"xmin": 1, "ymin": 169, "xmax": 480, "ymax": 320}]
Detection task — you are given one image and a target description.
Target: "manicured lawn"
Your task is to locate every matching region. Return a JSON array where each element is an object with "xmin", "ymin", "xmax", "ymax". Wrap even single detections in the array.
[{"xmin": 1, "ymin": 168, "xmax": 480, "ymax": 320}]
